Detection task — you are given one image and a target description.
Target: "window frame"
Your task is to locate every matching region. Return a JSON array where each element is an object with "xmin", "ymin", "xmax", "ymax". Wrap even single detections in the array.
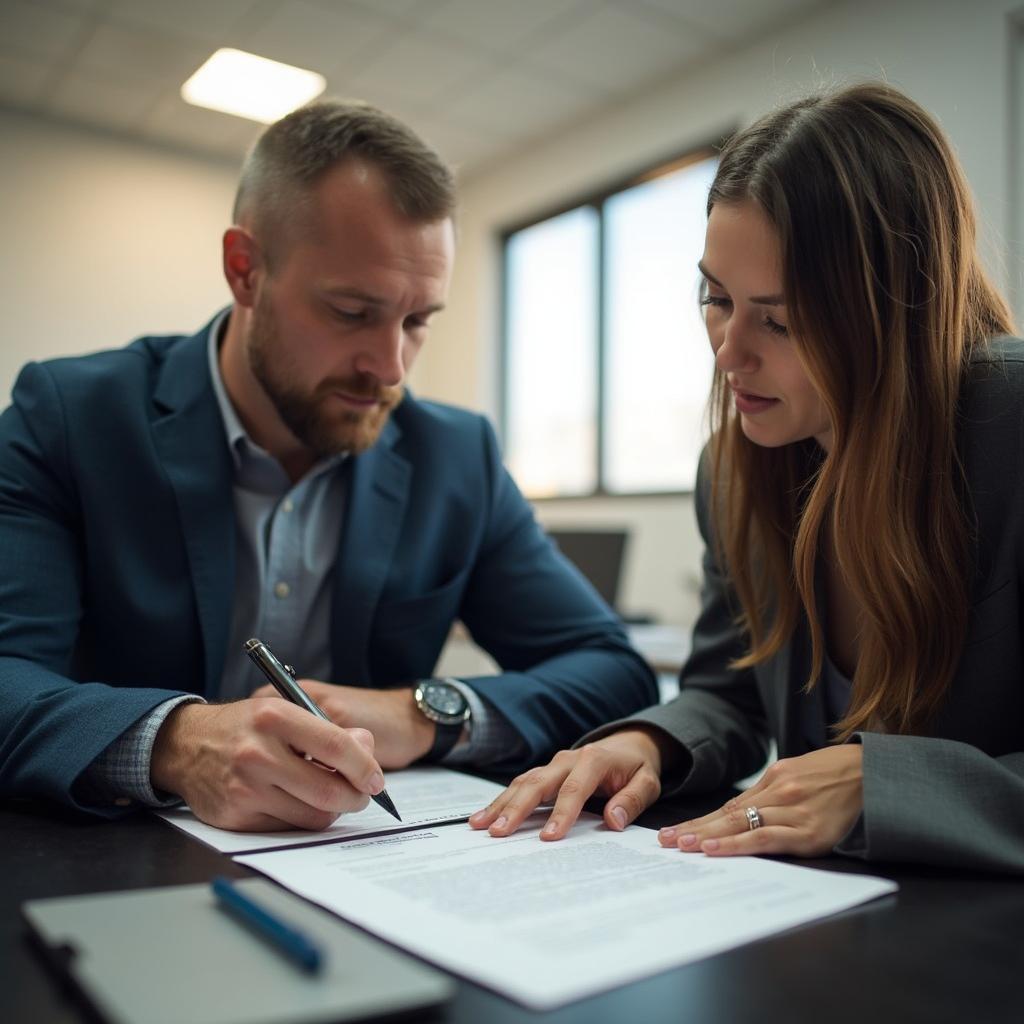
[{"xmin": 499, "ymin": 139, "xmax": 727, "ymax": 502}]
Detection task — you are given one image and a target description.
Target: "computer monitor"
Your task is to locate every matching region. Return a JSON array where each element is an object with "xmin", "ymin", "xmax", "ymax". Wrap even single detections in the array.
[{"xmin": 546, "ymin": 529, "xmax": 628, "ymax": 611}]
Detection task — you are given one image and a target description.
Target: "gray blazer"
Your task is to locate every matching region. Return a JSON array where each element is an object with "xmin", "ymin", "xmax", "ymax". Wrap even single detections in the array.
[{"xmin": 585, "ymin": 337, "xmax": 1024, "ymax": 873}]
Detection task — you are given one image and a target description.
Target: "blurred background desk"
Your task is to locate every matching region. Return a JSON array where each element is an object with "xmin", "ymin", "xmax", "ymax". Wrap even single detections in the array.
[{"xmin": 4, "ymin": 793, "xmax": 1020, "ymax": 1024}]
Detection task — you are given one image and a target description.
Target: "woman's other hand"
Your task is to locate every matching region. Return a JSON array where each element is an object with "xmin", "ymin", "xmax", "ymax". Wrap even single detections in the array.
[{"xmin": 659, "ymin": 745, "xmax": 863, "ymax": 858}]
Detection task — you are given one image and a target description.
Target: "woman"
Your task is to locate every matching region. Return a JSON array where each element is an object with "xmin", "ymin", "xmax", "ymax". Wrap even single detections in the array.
[{"xmin": 470, "ymin": 82, "xmax": 1024, "ymax": 872}]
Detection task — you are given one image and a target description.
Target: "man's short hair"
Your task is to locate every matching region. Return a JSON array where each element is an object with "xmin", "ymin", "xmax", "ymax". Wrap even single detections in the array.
[{"xmin": 233, "ymin": 100, "xmax": 456, "ymax": 263}]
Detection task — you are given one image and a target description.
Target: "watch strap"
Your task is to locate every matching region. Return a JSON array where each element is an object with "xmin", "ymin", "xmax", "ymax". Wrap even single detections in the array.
[{"xmin": 428, "ymin": 719, "xmax": 463, "ymax": 761}]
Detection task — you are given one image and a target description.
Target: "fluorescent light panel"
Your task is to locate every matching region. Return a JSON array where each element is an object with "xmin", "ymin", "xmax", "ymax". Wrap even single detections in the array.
[{"xmin": 181, "ymin": 48, "xmax": 326, "ymax": 124}]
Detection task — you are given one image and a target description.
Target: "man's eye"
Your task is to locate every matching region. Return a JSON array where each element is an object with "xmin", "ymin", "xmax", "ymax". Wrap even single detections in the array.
[{"xmin": 334, "ymin": 308, "xmax": 365, "ymax": 322}]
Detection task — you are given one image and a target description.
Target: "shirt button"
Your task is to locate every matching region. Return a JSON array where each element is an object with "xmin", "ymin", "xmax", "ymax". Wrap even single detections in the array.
[
  {"xmin": 114, "ymin": 797, "xmax": 133, "ymax": 808},
  {"xmin": 274, "ymin": 581, "xmax": 290, "ymax": 599},
  {"xmin": 282, "ymin": 498, "xmax": 294, "ymax": 513}
]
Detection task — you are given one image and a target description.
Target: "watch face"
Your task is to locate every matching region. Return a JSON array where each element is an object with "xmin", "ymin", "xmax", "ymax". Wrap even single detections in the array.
[{"xmin": 423, "ymin": 682, "xmax": 466, "ymax": 717}]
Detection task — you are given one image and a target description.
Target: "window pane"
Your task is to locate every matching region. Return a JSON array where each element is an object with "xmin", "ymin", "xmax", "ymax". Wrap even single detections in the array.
[
  {"xmin": 603, "ymin": 155, "xmax": 718, "ymax": 493},
  {"xmin": 505, "ymin": 207, "xmax": 598, "ymax": 497}
]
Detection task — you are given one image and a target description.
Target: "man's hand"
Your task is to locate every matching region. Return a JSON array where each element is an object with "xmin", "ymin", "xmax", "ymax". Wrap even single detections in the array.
[
  {"xmin": 658, "ymin": 745, "xmax": 864, "ymax": 857},
  {"xmin": 251, "ymin": 680, "xmax": 436, "ymax": 769},
  {"xmin": 468, "ymin": 727, "xmax": 676, "ymax": 840},
  {"xmin": 150, "ymin": 699, "xmax": 387, "ymax": 832}
]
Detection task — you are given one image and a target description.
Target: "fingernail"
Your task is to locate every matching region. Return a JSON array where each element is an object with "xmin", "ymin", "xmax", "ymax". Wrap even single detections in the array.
[
  {"xmin": 368, "ymin": 772, "xmax": 385, "ymax": 795},
  {"xmin": 468, "ymin": 810, "xmax": 485, "ymax": 823},
  {"xmin": 659, "ymin": 827, "xmax": 676, "ymax": 842},
  {"xmin": 680, "ymin": 833, "xmax": 697, "ymax": 847},
  {"xmin": 610, "ymin": 807, "xmax": 628, "ymax": 830},
  {"xmin": 702, "ymin": 838, "xmax": 720, "ymax": 852},
  {"xmin": 542, "ymin": 820, "xmax": 559, "ymax": 836},
  {"xmin": 492, "ymin": 816, "xmax": 508, "ymax": 831}
]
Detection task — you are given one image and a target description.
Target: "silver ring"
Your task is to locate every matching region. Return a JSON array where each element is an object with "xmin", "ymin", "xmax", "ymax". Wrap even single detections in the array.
[{"xmin": 745, "ymin": 806, "xmax": 762, "ymax": 831}]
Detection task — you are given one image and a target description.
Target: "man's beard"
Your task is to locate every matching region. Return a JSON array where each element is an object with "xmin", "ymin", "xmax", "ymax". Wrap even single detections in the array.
[{"xmin": 247, "ymin": 295, "xmax": 403, "ymax": 458}]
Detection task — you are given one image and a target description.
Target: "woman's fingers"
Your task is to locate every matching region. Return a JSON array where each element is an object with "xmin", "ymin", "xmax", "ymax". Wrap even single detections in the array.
[
  {"xmin": 468, "ymin": 762, "xmax": 571, "ymax": 834},
  {"xmin": 538, "ymin": 750, "xmax": 654, "ymax": 841}
]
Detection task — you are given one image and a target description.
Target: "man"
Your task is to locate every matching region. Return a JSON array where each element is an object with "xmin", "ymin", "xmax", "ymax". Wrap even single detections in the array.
[{"xmin": 0, "ymin": 102, "xmax": 656, "ymax": 831}]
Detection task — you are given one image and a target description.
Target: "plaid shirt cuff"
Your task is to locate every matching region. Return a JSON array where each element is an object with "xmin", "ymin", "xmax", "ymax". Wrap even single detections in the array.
[
  {"xmin": 441, "ymin": 679, "xmax": 525, "ymax": 767},
  {"xmin": 77, "ymin": 695, "xmax": 206, "ymax": 808}
]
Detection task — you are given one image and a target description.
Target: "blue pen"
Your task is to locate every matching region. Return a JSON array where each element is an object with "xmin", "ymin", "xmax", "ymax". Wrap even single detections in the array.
[{"xmin": 212, "ymin": 877, "xmax": 324, "ymax": 974}]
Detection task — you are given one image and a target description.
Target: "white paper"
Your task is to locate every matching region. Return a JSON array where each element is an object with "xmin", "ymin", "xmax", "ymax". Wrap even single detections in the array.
[
  {"xmin": 156, "ymin": 766, "xmax": 506, "ymax": 855},
  {"xmin": 237, "ymin": 815, "xmax": 898, "ymax": 1010}
]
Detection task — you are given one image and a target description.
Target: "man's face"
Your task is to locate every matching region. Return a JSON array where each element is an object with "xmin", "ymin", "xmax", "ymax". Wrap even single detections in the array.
[{"xmin": 246, "ymin": 162, "xmax": 454, "ymax": 457}]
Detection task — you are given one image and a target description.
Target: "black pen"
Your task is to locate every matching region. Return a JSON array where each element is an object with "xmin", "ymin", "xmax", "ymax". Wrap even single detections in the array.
[
  {"xmin": 244, "ymin": 637, "xmax": 402, "ymax": 821},
  {"xmin": 212, "ymin": 876, "xmax": 323, "ymax": 973}
]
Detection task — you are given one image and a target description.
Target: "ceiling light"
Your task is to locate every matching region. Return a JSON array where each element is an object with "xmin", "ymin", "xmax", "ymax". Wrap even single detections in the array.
[{"xmin": 181, "ymin": 48, "xmax": 326, "ymax": 124}]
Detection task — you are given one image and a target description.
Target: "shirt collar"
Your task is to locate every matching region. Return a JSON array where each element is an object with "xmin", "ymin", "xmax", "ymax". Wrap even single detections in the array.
[{"xmin": 205, "ymin": 310, "xmax": 347, "ymax": 491}]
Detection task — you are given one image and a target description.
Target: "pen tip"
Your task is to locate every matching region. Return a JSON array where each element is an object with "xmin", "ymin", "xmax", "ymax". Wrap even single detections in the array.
[{"xmin": 375, "ymin": 789, "xmax": 402, "ymax": 821}]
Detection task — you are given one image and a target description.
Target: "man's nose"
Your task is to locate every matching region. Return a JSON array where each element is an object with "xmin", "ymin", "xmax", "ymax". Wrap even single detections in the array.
[{"xmin": 354, "ymin": 323, "xmax": 405, "ymax": 387}]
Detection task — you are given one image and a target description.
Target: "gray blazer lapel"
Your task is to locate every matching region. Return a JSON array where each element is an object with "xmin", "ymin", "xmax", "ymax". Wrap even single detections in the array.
[
  {"xmin": 151, "ymin": 332, "xmax": 235, "ymax": 696},
  {"xmin": 330, "ymin": 417, "xmax": 410, "ymax": 683}
]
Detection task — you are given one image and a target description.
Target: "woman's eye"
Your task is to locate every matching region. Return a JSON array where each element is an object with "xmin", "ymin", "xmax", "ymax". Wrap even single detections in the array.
[
  {"xmin": 700, "ymin": 294, "xmax": 731, "ymax": 309},
  {"xmin": 763, "ymin": 316, "xmax": 789, "ymax": 337}
]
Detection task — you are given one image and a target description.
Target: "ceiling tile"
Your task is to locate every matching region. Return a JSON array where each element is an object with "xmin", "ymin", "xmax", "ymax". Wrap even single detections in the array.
[
  {"xmin": 631, "ymin": 0, "xmax": 825, "ymax": 39},
  {"xmin": 336, "ymin": 0, "xmax": 443, "ymax": 23},
  {"xmin": 343, "ymin": 31, "xmax": 492, "ymax": 108},
  {"xmin": 443, "ymin": 65, "xmax": 594, "ymax": 138},
  {"xmin": 0, "ymin": 53, "xmax": 56, "ymax": 107},
  {"xmin": 102, "ymin": 0, "xmax": 265, "ymax": 45},
  {"xmin": 420, "ymin": 0, "xmax": 583, "ymax": 54},
  {"xmin": 236, "ymin": 1, "xmax": 395, "ymax": 80},
  {"xmin": 73, "ymin": 22, "xmax": 213, "ymax": 87},
  {"xmin": 46, "ymin": 70, "xmax": 163, "ymax": 131},
  {"xmin": 0, "ymin": 0, "xmax": 90, "ymax": 62},
  {"xmin": 523, "ymin": 2, "xmax": 710, "ymax": 94}
]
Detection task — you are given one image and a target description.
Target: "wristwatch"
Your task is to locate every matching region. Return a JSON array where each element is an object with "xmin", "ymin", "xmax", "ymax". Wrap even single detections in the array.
[{"xmin": 414, "ymin": 679, "xmax": 471, "ymax": 761}]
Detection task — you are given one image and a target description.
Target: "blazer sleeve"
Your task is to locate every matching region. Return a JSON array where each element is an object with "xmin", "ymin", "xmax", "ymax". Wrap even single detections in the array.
[
  {"xmin": 574, "ymin": 448, "xmax": 771, "ymax": 793},
  {"xmin": 835, "ymin": 734, "xmax": 1024, "ymax": 873},
  {"xmin": 451, "ymin": 418, "xmax": 658, "ymax": 772},
  {"xmin": 0, "ymin": 363, "xmax": 188, "ymax": 816}
]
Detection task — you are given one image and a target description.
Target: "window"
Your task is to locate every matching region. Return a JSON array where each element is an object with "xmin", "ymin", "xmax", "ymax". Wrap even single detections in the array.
[{"xmin": 503, "ymin": 149, "xmax": 719, "ymax": 498}]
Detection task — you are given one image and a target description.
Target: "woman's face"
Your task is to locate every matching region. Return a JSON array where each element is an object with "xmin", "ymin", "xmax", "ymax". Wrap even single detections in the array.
[{"xmin": 701, "ymin": 199, "xmax": 832, "ymax": 452}]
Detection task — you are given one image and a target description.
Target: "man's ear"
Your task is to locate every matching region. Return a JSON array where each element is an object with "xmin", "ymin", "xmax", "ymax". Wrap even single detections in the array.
[{"xmin": 222, "ymin": 226, "xmax": 263, "ymax": 308}]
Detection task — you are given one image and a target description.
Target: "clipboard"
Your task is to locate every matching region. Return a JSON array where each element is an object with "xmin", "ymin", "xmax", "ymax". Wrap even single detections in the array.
[{"xmin": 22, "ymin": 878, "xmax": 453, "ymax": 1024}]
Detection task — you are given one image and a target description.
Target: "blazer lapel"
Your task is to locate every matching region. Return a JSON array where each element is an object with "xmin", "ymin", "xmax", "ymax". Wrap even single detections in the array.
[
  {"xmin": 330, "ymin": 417, "xmax": 410, "ymax": 684},
  {"xmin": 150, "ymin": 326, "xmax": 235, "ymax": 696}
]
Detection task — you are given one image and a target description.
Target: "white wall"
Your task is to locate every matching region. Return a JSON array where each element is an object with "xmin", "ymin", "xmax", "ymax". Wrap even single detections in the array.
[
  {"xmin": 417, "ymin": 0, "xmax": 1024, "ymax": 628},
  {"xmin": 0, "ymin": 108, "xmax": 241, "ymax": 401}
]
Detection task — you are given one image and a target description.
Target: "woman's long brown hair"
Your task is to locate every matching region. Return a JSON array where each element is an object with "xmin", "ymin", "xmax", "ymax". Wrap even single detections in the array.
[{"xmin": 707, "ymin": 83, "xmax": 1014, "ymax": 738}]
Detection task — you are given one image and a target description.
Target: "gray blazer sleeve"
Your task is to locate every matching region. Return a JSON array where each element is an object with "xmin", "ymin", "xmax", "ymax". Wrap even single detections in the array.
[
  {"xmin": 576, "ymin": 451, "xmax": 772, "ymax": 793},
  {"xmin": 835, "ymin": 734, "xmax": 1024, "ymax": 873}
]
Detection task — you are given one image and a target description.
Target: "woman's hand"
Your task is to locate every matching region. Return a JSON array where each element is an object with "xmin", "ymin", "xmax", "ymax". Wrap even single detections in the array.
[
  {"xmin": 659, "ymin": 745, "xmax": 863, "ymax": 858},
  {"xmin": 468, "ymin": 727, "xmax": 676, "ymax": 840}
]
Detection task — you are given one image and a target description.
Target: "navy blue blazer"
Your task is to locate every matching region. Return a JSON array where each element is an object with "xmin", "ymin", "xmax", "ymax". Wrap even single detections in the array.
[{"xmin": 0, "ymin": 318, "xmax": 656, "ymax": 815}]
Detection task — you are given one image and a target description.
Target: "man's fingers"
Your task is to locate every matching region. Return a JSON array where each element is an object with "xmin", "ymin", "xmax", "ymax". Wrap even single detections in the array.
[
  {"xmin": 258, "ymin": 784, "xmax": 362, "ymax": 832},
  {"xmin": 252, "ymin": 700, "xmax": 384, "ymax": 797}
]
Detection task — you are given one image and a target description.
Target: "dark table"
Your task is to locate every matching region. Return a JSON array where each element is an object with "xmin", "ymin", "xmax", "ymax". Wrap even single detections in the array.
[{"xmin": 3, "ymin": 793, "xmax": 1022, "ymax": 1024}]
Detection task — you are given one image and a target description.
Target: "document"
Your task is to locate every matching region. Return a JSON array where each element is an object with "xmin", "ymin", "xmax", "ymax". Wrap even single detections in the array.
[
  {"xmin": 156, "ymin": 766, "xmax": 506, "ymax": 855},
  {"xmin": 237, "ymin": 814, "xmax": 898, "ymax": 1010}
]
